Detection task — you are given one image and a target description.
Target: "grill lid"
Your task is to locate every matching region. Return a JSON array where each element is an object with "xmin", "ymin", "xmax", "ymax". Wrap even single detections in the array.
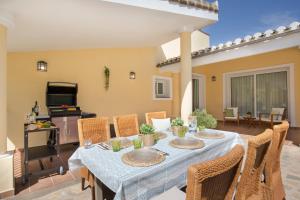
[{"xmin": 46, "ymin": 82, "xmax": 78, "ymax": 107}]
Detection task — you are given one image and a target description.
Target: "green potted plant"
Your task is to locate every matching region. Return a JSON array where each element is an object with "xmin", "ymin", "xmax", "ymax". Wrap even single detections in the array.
[
  {"xmin": 192, "ymin": 109, "xmax": 217, "ymax": 131},
  {"xmin": 139, "ymin": 124, "xmax": 156, "ymax": 146},
  {"xmin": 171, "ymin": 117, "xmax": 188, "ymax": 137},
  {"xmin": 104, "ymin": 66, "xmax": 110, "ymax": 90}
]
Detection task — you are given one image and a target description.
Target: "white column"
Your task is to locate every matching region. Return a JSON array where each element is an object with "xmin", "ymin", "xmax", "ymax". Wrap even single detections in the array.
[
  {"xmin": 0, "ymin": 12, "xmax": 15, "ymax": 197},
  {"xmin": 180, "ymin": 31, "xmax": 192, "ymax": 123},
  {"xmin": 0, "ymin": 24, "xmax": 7, "ymax": 154}
]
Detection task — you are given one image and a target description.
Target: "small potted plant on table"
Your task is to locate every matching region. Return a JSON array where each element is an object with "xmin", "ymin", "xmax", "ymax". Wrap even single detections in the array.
[
  {"xmin": 139, "ymin": 124, "xmax": 156, "ymax": 146},
  {"xmin": 171, "ymin": 117, "xmax": 188, "ymax": 137}
]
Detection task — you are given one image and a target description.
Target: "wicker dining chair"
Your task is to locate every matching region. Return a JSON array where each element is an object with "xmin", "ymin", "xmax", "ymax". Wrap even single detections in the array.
[
  {"xmin": 265, "ymin": 121, "xmax": 289, "ymax": 200},
  {"xmin": 151, "ymin": 145, "xmax": 245, "ymax": 200},
  {"xmin": 186, "ymin": 145, "xmax": 245, "ymax": 200},
  {"xmin": 145, "ymin": 111, "xmax": 167, "ymax": 125},
  {"xmin": 236, "ymin": 129, "xmax": 273, "ymax": 200},
  {"xmin": 113, "ymin": 114, "xmax": 139, "ymax": 137},
  {"xmin": 77, "ymin": 117, "xmax": 111, "ymax": 200}
]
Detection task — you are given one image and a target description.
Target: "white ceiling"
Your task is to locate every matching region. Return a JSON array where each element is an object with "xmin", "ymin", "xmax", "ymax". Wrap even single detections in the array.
[{"xmin": 0, "ymin": 0, "xmax": 217, "ymax": 52}]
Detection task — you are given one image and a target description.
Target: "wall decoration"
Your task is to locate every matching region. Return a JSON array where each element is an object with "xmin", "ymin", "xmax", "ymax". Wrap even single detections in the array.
[{"xmin": 104, "ymin": 66, "xmax": 110, "ymax": 90}]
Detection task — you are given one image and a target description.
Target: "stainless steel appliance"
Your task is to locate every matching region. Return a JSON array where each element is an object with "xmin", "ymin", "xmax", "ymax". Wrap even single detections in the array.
[{"xmin": 46, "ymin": 82, "xmax": 81, "ymax": 144}]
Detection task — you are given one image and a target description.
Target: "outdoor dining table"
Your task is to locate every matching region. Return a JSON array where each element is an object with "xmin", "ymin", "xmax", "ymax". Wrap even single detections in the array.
[{"xmin": 68, "ymin": 129, "xmax": 244, "ymax": 200}]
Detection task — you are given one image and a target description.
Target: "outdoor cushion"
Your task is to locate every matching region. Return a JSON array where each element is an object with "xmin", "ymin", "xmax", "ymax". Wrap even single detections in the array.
[
  {"xmin": 271, "ymin": 108, "xmax": 285, "ymax": 121},
  {"xmin": 261, "ymin": 117, "xmax": 282, "ymax": 123},
  {"xmin": 225, "ymin": 116, "xmax": 239, "ymax": 120},
  {"xmin": 224, "ymin": 108, "xmax": 234, "ymax": 117},
  {"xmin": 225, "ymin": 107, "xmax": 238, "ymax": 117},
  {"xmin": 151, "ymin": 118, "xmax": 171, "ymax": 131},
  {"xmin": 150, "ymin": 186, "xmax": 185, "ymax": 200}
]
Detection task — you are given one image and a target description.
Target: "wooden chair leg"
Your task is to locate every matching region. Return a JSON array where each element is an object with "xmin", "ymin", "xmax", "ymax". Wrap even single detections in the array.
[
  {"xmin": 91, "ymin": 186, "xmax": 96, "ymax": 200},
  {"xmin": 81, "ymin": 177, "xmax": 85, "ymax": 191}
]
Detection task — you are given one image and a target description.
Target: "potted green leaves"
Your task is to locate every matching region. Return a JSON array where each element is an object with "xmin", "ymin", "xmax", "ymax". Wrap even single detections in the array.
[
  {"xmin": 139, "ymin": 124, "xmax": 156, "ymax": 146},
  {"xmin": 104, "ymin": 66, "xmax": 110, "ymax": 90},
  {"xmin": 192, "ymin": 109, "xmax": 217, "ymax": 131},
  {"xmin": 171, "ymin": 117, "xmax": 188, "ymax": 137}
]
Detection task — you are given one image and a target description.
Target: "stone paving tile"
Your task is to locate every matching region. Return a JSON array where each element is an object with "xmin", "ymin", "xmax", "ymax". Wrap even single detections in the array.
[{"xmin": 281, "ymin": 145, "xmax": 300, "ymax": 200}]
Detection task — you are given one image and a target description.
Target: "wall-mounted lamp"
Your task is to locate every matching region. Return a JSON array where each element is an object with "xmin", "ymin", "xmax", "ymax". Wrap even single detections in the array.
[
  {"xmin": 211, "ymin": 75, "xmax": 216, "ymax": 82},
  {"xmin": 37, "ymin": 60, "xmax": 48, "ymax": 72},
  {"xmin": 129, "ymin": 71, "xmax": 136, "ymax": 79}
]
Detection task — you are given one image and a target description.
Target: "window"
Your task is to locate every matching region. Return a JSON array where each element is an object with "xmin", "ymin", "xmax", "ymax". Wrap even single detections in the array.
[
  {"xmin": 224, "ymin": 65, "xmax": 294, "ymax": 121},
  {"xmin": 153, "ymin": 76, "xmax": 172, "ymax": 100}
]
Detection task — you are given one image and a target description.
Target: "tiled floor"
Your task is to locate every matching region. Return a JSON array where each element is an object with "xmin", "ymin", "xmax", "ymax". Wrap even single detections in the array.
[
  {"xmin": 11, "ymin": 122, "xmax": 300, "ymax": 199},
  {"xmin": 13, "ymin": 144, "xmax": 80, "ymax": 196}
]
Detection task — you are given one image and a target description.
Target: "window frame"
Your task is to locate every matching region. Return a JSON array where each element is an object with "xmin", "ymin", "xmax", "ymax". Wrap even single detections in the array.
[{"xmin": 152, "ymin": 76, "xmax": 173, "ymax": 100}]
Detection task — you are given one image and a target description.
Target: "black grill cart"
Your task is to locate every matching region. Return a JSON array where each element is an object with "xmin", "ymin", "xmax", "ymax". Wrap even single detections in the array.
[{"xmin": 22, "ymin": 124, "xmax": 63, "ymax": 184}]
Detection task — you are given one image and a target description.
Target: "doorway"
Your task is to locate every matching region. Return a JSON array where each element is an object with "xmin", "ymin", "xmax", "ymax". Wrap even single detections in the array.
[{"xmin": 192, "ymin": 74, "xmax": 206, "ymax": 111}]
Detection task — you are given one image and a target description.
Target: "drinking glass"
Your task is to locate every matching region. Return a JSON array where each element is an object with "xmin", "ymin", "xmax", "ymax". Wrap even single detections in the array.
[
  {"xmin": 84, "ymin": 139, "xmax": 92, "ymax": 149},
  {"xmin": 112, "ymin": 139, "xmax": 121, "ymax": 152},
  {"xmin": 178, "ymin": 126, "xmax": 188, "ymax": 138},
  {"xmin": 133, "ymin": 138, "xmax": 142, "ymax": 149},
  {"xmin": 188, "ymin": 116, "xmax": 197, "ymax": 133}
]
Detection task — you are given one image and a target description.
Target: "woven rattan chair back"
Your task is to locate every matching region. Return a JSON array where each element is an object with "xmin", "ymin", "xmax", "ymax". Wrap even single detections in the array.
[
  {"xmin": 265, "ymin": 121, "xmax": 289, "ymax": 200},
  {"xmin": 236, "ymin": 129, "xmax": 273, "ymax": 200},
  {"xmin": 186, "ymin": 145, "xmax": 245, "ymax": 200},
  {"xmin": 77, "ymin": 117, "xmax": 111, "ymax": 200},
  {"xmin": 78, "ymin": 117, "xmax": 111, "ymax": 146},
  {"xmin": 145, "ymin": 111, "xmax": 167, "ymax": 125},
  {"xmin": 113, "ymin": 114, "xmax": 139, "ymax": 137}
]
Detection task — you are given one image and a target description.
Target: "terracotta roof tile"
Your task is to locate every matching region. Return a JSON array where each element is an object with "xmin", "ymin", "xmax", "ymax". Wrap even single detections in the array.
[{"xmin": 157, "ymin": 21, "xmax": 300, "ymax": 68}]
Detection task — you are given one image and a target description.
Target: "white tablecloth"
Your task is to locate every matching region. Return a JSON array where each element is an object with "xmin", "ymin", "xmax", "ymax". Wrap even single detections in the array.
[{"xmin": 68, "ymin": 130, "xmax": 244, "ymax": 200}]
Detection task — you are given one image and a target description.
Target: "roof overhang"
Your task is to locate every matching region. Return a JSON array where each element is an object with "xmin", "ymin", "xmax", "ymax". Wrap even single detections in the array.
[
  {"xmin": 159, "ymin": 27, "xmax": 300, "ymax": 73},
  {"xmin": 0, "ymin": 0, "xmax": 218, "ymax": 52}
]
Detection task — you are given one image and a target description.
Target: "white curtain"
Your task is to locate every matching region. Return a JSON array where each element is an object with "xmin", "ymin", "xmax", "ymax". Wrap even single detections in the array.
[
  {"xmin": 256, "ymin": 71, "xmax": 288, "ymax": 114},
  {"xmin": 231, "ymin": 75, "xmax": 254, "ymax": 116}
]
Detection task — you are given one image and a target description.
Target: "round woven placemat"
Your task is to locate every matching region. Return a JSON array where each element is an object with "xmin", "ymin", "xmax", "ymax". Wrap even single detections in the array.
[
  {"xmin": 156, "ymin": 132, "xmax": 168, "ymax": 139},
  {"xmin": 169, "ymin": 138, "xmax": 205, "ymax": 149},
  {"xmin": 106, "ymin": 137, "xmax": 132, "ymax": 149},
  {"xmin": 194, "ymin": 131, "xmax": 225, "ymax": 139},
  {"xmin": 122, "ymin": 149, "xmax": 165, "ymax": 167}
]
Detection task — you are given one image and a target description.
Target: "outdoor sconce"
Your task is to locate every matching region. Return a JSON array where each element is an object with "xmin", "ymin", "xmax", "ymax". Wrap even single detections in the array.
[
  {"xmin": 37, "ymin": 60, "xmax": 48, "ymax": 72},
  {"xmin": 129, "ymin": 71, "xmax": 136, "ymax": 79},
  {"xmin": 211, "ymin": 75, "xmax": 216, "ymax": 82}
]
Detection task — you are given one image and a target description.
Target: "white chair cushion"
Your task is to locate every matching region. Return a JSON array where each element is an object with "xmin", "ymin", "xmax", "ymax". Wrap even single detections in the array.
[
  {"xmin": 150, "ymin": 187, "xmax": 186, "ymax": 200},
  {"xmin": 151, "ymin": 118, "xmax": 171, "ymax": 132},
  {"xmin": 225, "ymin": 116, "xmax": 238, "ymax": 120},
  {"xmin": 271, "ymin": 108, "xmax": 285, "ymax": 121},
  {"xmin": 261, "ymin": 117, "xmax": 282, "ymax": 123},
  {"xmin": 227, "ymin": 107, "xmax": 238, "ymax": 117}
]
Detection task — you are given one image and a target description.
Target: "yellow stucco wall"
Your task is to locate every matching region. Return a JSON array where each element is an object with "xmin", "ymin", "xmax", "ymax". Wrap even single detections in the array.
[
  {"xmin": 7, "ymin": 48, "xmax": 173, "ymax": 149},
  {"xmin": 193, "ymin": 47, "xmax": 300, "ymax": 127}
]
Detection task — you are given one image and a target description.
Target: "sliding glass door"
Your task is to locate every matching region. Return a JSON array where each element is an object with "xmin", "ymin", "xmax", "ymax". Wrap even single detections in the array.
[
  {"xmin": 256, "ymin": 71, "xmax": 288, "ymax": 114},
  {"xmin": 231, "ymin": 75, "xmax": 254, "ymax": 116},
  {"xmin": 230, "ymin": 70, "xmax": 288, "ymax": 117}
]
